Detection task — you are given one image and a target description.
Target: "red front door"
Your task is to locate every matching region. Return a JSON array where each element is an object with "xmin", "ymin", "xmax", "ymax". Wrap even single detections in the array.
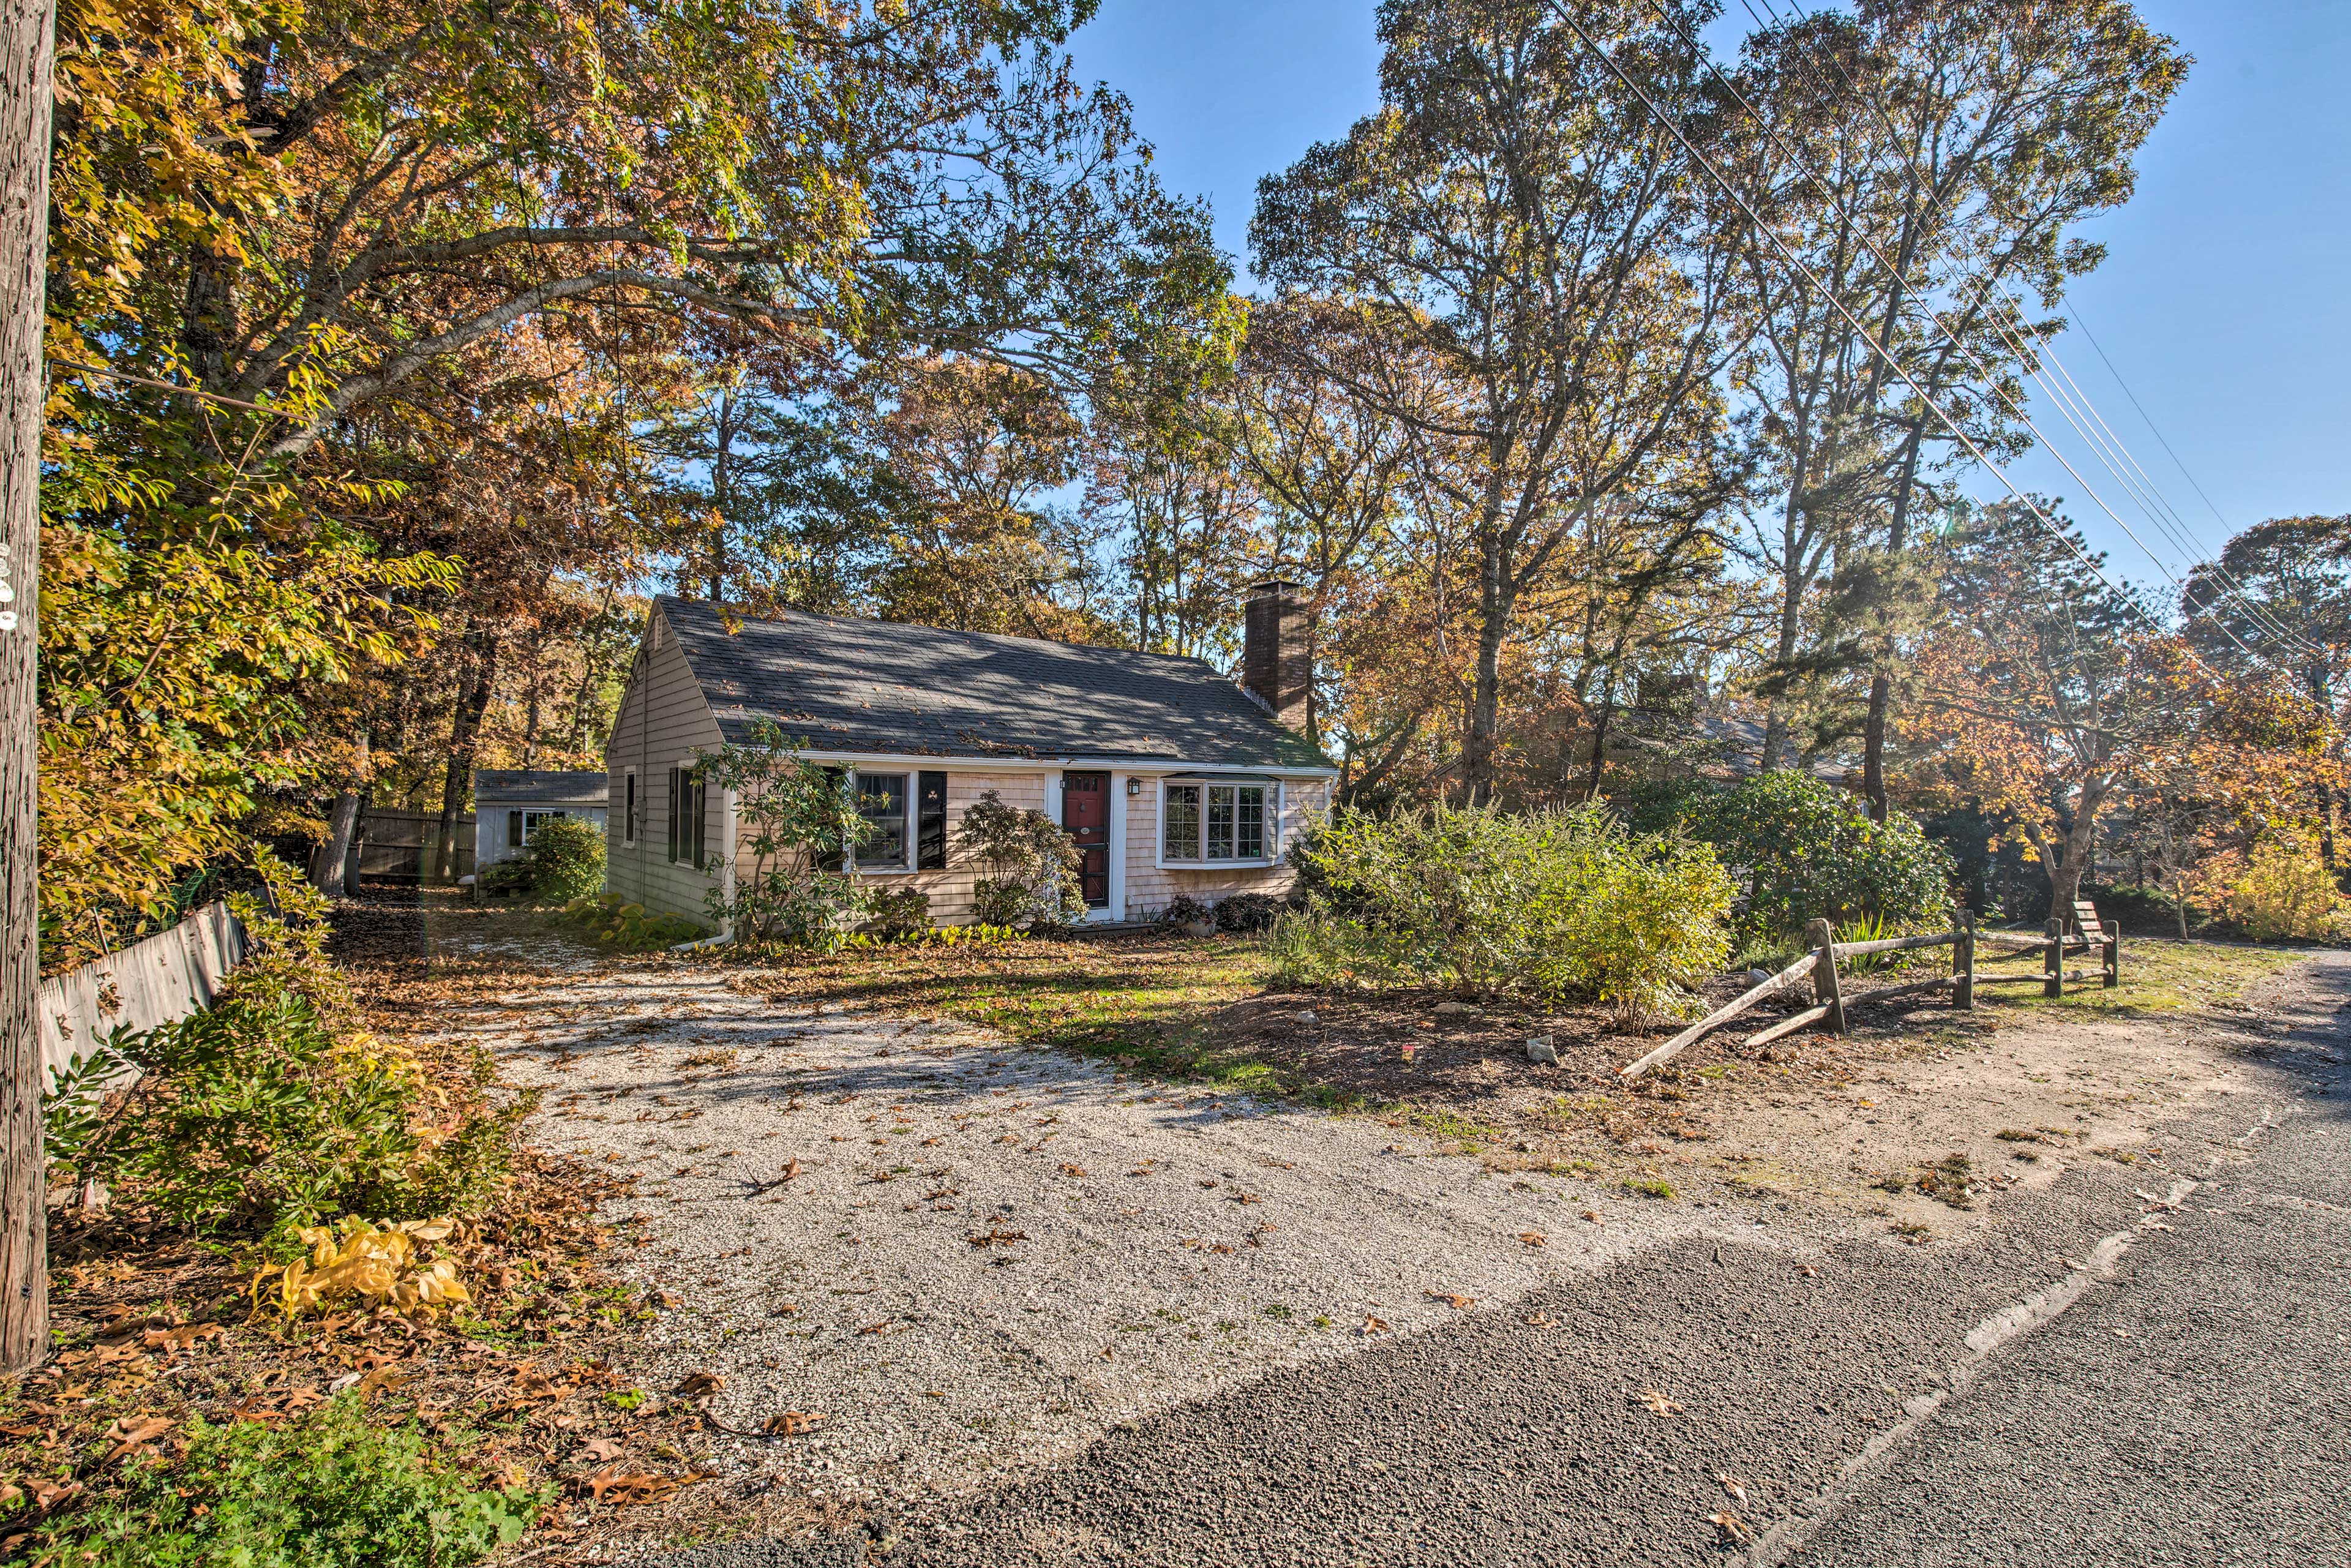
[{"xmin": 1062, "ymin": 772, "xmax": 1110, "ymax": 909}]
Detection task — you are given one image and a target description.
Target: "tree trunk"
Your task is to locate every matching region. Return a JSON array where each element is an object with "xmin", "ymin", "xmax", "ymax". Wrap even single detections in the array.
[
  {"xmin": 1581, "ymin": 678, "xmax": 1616, "ymax": 803},
  {"xmin": 1461, "ymin": 516, "xmax": 1511, "ymax": 807},
  {"xmin": 434, "ymin": 633, "xmax": 500, "ymax": 880},
  {"xmin": 1, "ymin": 0, "xmax": 53, "ymax": 1373},
  {"xmin": 1862, "ymin": 427, "xmax": 1926, "ymax": 822},
  {"xmin": 311, "ymin": 729, "xmax": 368, "ymax": 897}
]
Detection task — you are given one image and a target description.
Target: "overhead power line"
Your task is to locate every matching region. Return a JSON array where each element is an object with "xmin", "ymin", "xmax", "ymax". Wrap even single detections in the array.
[
  {"xmin": 1540, "ymin": 0, "xmax": 2336, "ymax": 731},
  {"xmin": 1731, "ymin": 0, "xmax": 2322, "ymax": 663}
]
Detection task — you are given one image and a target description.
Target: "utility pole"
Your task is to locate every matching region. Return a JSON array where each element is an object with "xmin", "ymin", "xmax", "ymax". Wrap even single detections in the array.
[{"xmin": 1, "ymin": 0, "xmax": 54, "ymax": 1370}]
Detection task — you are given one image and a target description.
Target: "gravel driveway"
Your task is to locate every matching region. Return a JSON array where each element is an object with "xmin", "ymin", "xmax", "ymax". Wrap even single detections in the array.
[
  {"xmin": 405, "ymin": 928, "xmax": 2348, "ymax": 1566},
  {"xmin": 448, "ymin": 953, "xmax": 1793, "ymax": 1528}
]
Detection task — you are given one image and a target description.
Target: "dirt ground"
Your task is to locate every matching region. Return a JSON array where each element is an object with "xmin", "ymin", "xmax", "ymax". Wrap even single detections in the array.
[{"xmin": 325, "ymin": 906, "xmax": 2333, "ymax": 1559}]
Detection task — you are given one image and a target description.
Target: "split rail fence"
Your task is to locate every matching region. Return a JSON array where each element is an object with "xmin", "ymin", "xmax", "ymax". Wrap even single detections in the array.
[{"xmin": 1621, "ymin": 907, "xmax": 2122, "ymax": 1081}]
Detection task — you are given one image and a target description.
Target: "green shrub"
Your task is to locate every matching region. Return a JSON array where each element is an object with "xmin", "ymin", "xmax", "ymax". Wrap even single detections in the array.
[
  {"xmin": 691, "ymin": 722, "xmax": 872, "ymax": 950},
  {"xmin": 476, "ymin": 857, "xmax": 535, "ymax": 898},
  {"xmin": 2214, "ymin": 839, "xmax": 2349, "ymax": 942},
  {"xmin": 1159, "ymin": 893, "xmax": 1214, "ymax": 929},
  {"xmin": 860, "ymin": 887, "xmax": 932, "ymax": 940},
  {"xmin": 27, "ymin": 1395, "xmax": 545, "ymax": 1568},
  {"xmin": 520, "ymin": 816, "xmax": 605, "ymax": 904},
  {"xmin": 956, "ymin": 790, "xmax": 1084, "ymax": 929},
  {"xmin": 1294, "ymin": 803, "xmax": 1734, "ymax": 1021},
  {"xmin": 1676, "ymin": 772, "xmax": 1955, "ymax": 940},
  {"xmin": 1214, "ymin": 892, "xmax": 1286, "ymax": 933},
  {"xmin": 557, "ymin": 895, "xmax": 708, "ymax": 951},
  {"xmin": 44, "ymin": 862, "xmax": 529, "ymax": 1236},
  {"xmin": 1265, "ymin": 903, "xmax": 1417, "ymax": 991}
]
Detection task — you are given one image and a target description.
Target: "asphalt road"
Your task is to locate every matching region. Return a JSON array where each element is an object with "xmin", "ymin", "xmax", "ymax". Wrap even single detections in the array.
[{"xmin": 659, "ymin": 959, "xmax": 2351, "ymax": 1568}]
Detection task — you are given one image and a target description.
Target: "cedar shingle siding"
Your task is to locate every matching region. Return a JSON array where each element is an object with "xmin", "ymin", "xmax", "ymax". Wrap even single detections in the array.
[{"xmin": 602, "ymin": 599, "xmax": 1338, "ymax": 929}]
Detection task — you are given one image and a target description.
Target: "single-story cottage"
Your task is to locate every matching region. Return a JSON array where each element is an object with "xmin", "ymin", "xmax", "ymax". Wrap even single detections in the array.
[
  {"xmin": 601, "ymin": 582, "xmax": 1337, "ymax": 929},
  {"xmin": 473, "ymin": 770, "xmax": 610, "ymax": 866}
]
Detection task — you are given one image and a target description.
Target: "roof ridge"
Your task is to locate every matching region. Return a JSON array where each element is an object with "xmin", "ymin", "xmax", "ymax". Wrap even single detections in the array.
[{"xmin": 655, "ymin": 594, "xmax": 1232, "ymax": 677}]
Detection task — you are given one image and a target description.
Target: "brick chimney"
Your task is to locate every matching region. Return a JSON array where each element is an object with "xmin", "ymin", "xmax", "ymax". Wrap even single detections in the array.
[{"xmin": 1241, "ymin": 579, "xmax": 1312, "ymax": 733}]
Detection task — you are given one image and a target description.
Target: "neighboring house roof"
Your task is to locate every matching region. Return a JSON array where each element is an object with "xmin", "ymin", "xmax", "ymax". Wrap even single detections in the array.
[
  {"xmin": 473, "ymin": 770, "xmax": 609, "ymax": 806},
  {"xmin": 1700, "ymin": 716, "xmax": 1854, "ymax": 784},
  {"xmin": 658, "ymin": 596, "xmax": 1331, "ymax": 771}
]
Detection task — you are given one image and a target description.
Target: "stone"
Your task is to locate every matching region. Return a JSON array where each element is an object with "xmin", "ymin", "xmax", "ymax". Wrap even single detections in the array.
[
  {"xmin": 1526, "ymin": 1035, "xmax": 1558, "ymax": 1065},
  {"xmin": 1294, "ymin": 1010, "xmax": 1318, "ymax": 1024},
  {"xmin": 1434, "ymin": 1000, "xmax": 1475, "ymax": 1017}
]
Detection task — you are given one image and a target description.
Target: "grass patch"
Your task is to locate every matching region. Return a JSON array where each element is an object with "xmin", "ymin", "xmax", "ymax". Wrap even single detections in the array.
[
  {"xmin": 1970, "ymin": 935, "xmax": 2312, "ymax": 1018},
  {"xmin": 737, "ymin": 934, "xmax": 1280, "ymax": 1092},
  {"xmin": 1622, "ymin": 1177, "xmax": 1678, "ymax": 1200}
]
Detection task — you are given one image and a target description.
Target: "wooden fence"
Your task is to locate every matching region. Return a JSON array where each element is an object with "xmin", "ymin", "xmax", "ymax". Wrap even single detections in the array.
[
  {"xmin": 1621, "ymin": 909, "xmax": 2121, "ymax": 1081},
  {"xmin": 349, "ymin": 808, "xmax": 476, "ymax": 885},
  {"xmin": 39, "ymin": 902, "xmax": 247, "ymax": 1080}
]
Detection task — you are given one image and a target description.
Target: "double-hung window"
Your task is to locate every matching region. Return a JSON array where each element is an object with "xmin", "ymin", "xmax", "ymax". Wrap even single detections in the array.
[
  {"xmin": 1161, "ymin": 781, "xmax": 1271, "ymax": 863},
  {"xmin": 851, "ymin": 771, "xmax": 910, "ymax": 872},
  {"xmin": 667, "ymin": 767, "xmax": 706, "ymax": 868}
]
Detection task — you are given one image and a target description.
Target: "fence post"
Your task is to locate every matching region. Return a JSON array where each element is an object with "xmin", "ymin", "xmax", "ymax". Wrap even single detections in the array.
[
  {"xmin": 1954, "ymin": 907, "xmax": 1975, "ymax": 1011},
  {"xmin": 2103, "ymin": 921, "xmax": 2121, "ymax": 989},
  {"xmin": 1807, "ymin": 917, "xmax": 1846, "ymax": 1035},
  {"xmin": 2044, "ymin": 917, "xmax": 2063, "ymax": 998}
]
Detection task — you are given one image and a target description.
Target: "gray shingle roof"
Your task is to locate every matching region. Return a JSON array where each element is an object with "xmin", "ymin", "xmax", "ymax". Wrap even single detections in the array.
[
  {"xmin": 658, "ymin": 596, "xmax": 1330, "ymax": 770},
  {"xmin": 473, "ymin": 770, "xmax": 610, "ymax": 806}
]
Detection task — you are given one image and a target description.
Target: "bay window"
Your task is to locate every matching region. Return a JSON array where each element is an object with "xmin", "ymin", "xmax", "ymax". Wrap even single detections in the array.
[{"xmin": 1161, "ymin": 780, "xmax": 1272, "ymax": 863}]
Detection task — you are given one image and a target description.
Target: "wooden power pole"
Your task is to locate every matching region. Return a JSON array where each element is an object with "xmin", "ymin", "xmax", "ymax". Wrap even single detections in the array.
[{"xmin": 1, "ymin": 0, "xmax": 53, "ymax": 1371}]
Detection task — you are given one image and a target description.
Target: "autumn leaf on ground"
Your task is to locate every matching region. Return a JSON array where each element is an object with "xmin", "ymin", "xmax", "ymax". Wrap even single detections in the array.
[
  {"xmin": 761, "ymin": 1411, "xmax": 825, "ymax": 1436},
  {"xmin": 1637, "ymin": 1388, "xmax": 1684, "ymax": 1417},
  {"xmin": 585, "ymin": 1468, "xmax": 683, "ymax": 1505},
  {"xmin": 966, "ymin": 1226, "xmax": 1026, "ymax": 1248},
  {"xmin": 1362, "ymin": 1315, "xmax": 1390, "ymax": 1336},
  {"xmin": 1711, "ymin": 1509, "xmax": 1752, "ymax": 1542},
  {"xmin": 1428, "ymin": 1292, "xmax": 1474, "ymax": 1310},
  {"xmin": 101, "ymin": 1416, "xmax": 171, "ymax": 1463},
  {"xmin": 671, "ymin": 1371, "xmax": 724, "ymax": 1401},
  {"xmin": 1524, "ymin": 1312, "xmax": 1557, "ymax": 1329},
  {"xmin": 1718, "ymin": 1474, "xmax": 1748, "ymax": 1505},
  {"xmin": 1518, "ymin": 1231, "xmax": 1547, "ymax": 1247},
  {"xmin": 1058, "ymin": 1163, "xmax": 1087, "ymax": 1177},
  {"xmin": 578, "ymin": 1438, "xmax": 626, "ymax": 1465}
]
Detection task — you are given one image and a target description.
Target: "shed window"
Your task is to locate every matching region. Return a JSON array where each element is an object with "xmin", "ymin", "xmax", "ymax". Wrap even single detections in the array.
[{"xmin": 668, "ymin": 768, "xmax": 706, "ymax": 868}]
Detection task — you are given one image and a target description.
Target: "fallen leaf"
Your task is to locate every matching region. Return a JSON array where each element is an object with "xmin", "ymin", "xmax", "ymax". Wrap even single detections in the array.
[
  {"xmin": 1711, "ymin": 1509, "xmax": 1752, "ymax": 1543},
  {"xmin": 1717, "ymin": 1473, "xmax": 1747, "ymax": 1506},
  {"xmin": 1428, "ymin": 1292, "xmax": 1474, "ymax": 1310},
  {"xmin": 1058, "ymin": 1163, "xmax": 1087, "ymax": 1177},
  {"xmin": 670, "ymin": 1371, "xmax": 725, "ymax": 1401},
  {"xmin": 579, "ymin": 1438, "xmax": 626, "ymax": 1464},
  {"xmin": 760, "ymin": 1410, "xmax": 825, "ymax": 1436},
  {"xmin": 1361, "ymin": 1315, "xmax": 1390, "ymax": 1336},
  {"xmin": 1523, "ymin": 1312, "xmax": 1556, "ymax": 1329},
  {"xmin": 1518, "ymin": 1231, "xmax": 1547, "ymax": 1247},
  {"xmin": 101, "ymin": 1416, "xmax": 172, "ymax": 1463},
  {"xmin": 1637, "ymin": 1388, "xmax": 1684, "ymax": 1417},
  {"xmin": 585, "ymin": 1468, "xmax": 683, "ymax": 1505}
]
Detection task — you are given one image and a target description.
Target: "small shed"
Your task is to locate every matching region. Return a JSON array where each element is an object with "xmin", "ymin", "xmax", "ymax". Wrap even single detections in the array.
[{"xmin": 473, "ymin": 770, "xmax": 609, "ymax": 866}]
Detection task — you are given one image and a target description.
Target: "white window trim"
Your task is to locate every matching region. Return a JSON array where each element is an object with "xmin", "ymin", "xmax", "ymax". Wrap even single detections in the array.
[
  {"xmin": 849, "ymin": 768, "xmax": 917, "ymax": 876},
  {"xmin": 621, "ymin": 766, "xmax": 639, "ymax": 847},
  {"xmin": 1154, "ymin": 778, "xmax": 1283, "ymax": 871}
]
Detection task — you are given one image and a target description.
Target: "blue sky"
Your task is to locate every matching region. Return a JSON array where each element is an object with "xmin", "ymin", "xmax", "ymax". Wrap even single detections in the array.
[{"xmin": 1068, "ymin": 0, "xmax": 2351, "ymax": 599}]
